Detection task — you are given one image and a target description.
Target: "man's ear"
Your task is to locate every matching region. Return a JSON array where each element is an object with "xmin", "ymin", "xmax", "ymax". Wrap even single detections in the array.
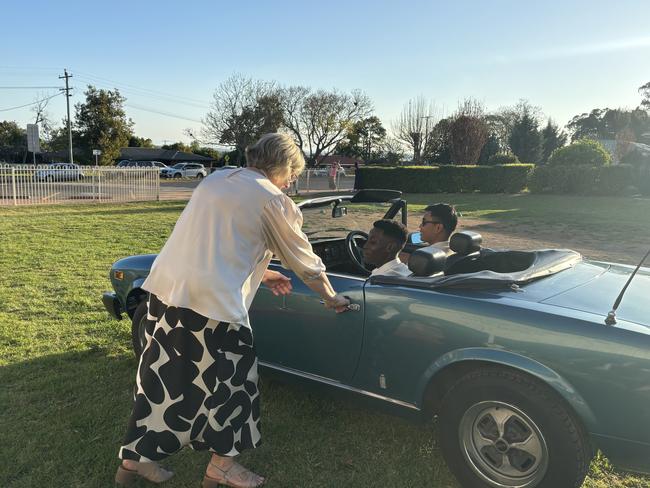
[{"xmin": 386, "ymin": 241, "xmax": 398, "ymax": 254}]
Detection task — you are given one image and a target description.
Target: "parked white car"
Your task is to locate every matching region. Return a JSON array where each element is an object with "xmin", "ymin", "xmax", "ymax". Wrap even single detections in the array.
[
  {"xmin": 160, "ymin": 163, "xmax": 207, "ymax": 179},
  {"xmin": 34, "ymin": 163, "xmax": 85, "ymax": 181}
]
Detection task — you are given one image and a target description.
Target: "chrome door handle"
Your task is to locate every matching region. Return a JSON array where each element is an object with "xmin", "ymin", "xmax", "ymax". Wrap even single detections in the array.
[{"xmin": 319, "ymin": 298, "xmax": 361, "ymax": 312}]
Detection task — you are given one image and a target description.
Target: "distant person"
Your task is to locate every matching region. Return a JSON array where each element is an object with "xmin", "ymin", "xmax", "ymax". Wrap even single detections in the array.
[
  {"xmin": 328, "ymin": 162, "xmax": 340, "ymax": 190},
  {"xmin": 353, "ymin": 160, "xmax": 361, "ymax": 190},
  {"xmin": 419, "ymin": 203, "xmax": 459, "ymax": 254},
  {"xmin": 363, "ymin": 219, "xmax": 410, "ymax": 277}
]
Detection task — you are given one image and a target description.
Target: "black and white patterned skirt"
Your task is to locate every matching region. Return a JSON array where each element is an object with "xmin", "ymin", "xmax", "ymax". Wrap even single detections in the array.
[{"xmin": 119, "ymin": 294, "xmax": 261, "ymax": 462}]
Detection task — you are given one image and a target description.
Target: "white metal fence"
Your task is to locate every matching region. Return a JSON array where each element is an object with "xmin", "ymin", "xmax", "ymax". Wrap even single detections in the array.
[
  {"xmin": 289, "ymin": 168, "xmax": 355, "ymax": 195},
  {"xmin": 0, "ymin": 165, "xmax": 160, "ymax": 206}
]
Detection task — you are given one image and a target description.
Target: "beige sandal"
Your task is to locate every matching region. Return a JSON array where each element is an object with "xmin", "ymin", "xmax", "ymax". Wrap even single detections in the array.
[
  {"xmin": 202, "ymin": 460, "xmax": 265, "ymax": 488},
  {"xmin": 115, "ymin": 462, "xmax": 174, "ymax": 485}
]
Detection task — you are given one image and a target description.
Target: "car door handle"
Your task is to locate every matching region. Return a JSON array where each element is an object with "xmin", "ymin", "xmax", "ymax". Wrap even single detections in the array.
[{"xmin": 319, "ymin": 298, "xmax": 361, "ymax": 312}]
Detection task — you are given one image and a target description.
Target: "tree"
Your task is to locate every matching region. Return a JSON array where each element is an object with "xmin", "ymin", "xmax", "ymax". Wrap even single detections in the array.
[
  {"xmin": 640, "ymin": 81, "xmax": 650, "ymax": 110},
  {"xmin": 280, "ymin": 87, "xmax": 373, "ymax": 165},
  {"xmin": 74, "ymin": 86, "xmax": 133, "ymax": 164},
  {"xmin": 129, "ymin": 136, "xmax": 154, "ymax": 147},
  {"xmin": 203, "ymin": 74, "xmax": 281, "ymax": 164},
  {"xmin": 336, "ymin": 116, "xmax": 386, "ymax": 160},
  {"xmin": 423, "ymin": 118, "xmax": 453, "ymax": 164},
  {"xmin": 478, "ymin": 132, "xmax": 501, "ymax": 164},
  {"xmin": 541, "ymin": 119, "xmax": 567, "ymax": 163},
  {"xmin": 509, "ymin": 107, "xmax": 542, "ymax": 163},
  {"xmin": 0, "ymin": 120, "xmax": 26, "ymax": 163},
  {"xmin": 449, "ymin": 98, "xmax": 488, "ymax": 164},
  {"xmin": 567, "ymin": 108, "xmax": 650, "ymax": 144},
  {"xmin": 392, "ymin": 96, "xmax": 438, "ymax": 163}
]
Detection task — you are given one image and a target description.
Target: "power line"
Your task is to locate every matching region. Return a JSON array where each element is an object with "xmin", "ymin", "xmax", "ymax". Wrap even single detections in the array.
[
  {"xmin": 73, "ymin": 70, "xmax": 211, "ymax": 107},
  {"xmin": 126, "ymin": 103, "xmax": 203, "ymax": 123},
  {"xmin": 0, "ymin": 92, "xmax": 63, "ymax": 112},
  {"xmin": 0, "ymin": 86, "xmax": 61, "ymax": 89}
]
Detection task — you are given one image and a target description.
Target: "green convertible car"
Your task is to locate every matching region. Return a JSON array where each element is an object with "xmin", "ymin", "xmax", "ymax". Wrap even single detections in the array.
[{"xmin": 102, "ymin": 190, "xmax": 650, "ymax": 488}]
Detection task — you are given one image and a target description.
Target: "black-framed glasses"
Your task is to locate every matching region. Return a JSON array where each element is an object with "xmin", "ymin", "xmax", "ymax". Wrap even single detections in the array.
[{"xmin": 420, "ymin": 219, "xmax": 441, "ymax": 226}]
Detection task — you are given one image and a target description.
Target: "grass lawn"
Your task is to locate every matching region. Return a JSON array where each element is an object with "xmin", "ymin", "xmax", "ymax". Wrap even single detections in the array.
[{"xmin": 1, "ymin": 196, "xmax": 649, "ymax": 487}]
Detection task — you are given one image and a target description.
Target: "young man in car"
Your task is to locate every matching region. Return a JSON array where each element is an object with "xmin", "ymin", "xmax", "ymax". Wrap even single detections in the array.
[
  {"xmin": 362, "ymin": 219, "xmax": 411, "ymax": 277},
  {"xmin": 418, "ymin": 203, "xmax": 458, "ymax": 254}
]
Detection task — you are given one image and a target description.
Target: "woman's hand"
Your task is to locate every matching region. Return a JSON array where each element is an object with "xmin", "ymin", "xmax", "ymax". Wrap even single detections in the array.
[
  {"xmin": 262, "ymin": 270, "xmax": 293, "ymax": 296},
  {"xmin": 324, "ymin": 294, "xmax": 351, "ymax": 313}
]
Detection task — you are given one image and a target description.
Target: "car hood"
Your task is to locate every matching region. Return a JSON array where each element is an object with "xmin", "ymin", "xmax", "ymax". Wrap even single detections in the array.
[
  {"xmin": 112, "ymin": 254, "xmax": 157, "ymax": 271},
  {"xmin": 535, "ymin": 261, "xmax": 650, "ymax": 327}
]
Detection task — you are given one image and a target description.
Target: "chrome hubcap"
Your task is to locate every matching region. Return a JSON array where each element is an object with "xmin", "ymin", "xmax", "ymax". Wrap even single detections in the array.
[{"xmin": 459, "ymin": 401, "xmax": 548, "ymax": 487}]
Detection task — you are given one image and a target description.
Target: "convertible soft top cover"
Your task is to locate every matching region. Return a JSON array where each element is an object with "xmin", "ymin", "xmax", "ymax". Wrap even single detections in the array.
[{"xmin": 373, "ymin": 249, "xmax": 582, "ymax": 290}]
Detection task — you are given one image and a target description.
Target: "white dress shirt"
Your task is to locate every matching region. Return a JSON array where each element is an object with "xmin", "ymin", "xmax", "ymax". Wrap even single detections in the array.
[
  {"xmin": 370, "ymin": 257, "xmax": 411, "ymax": 277},
  {"xmin": 432, "ymin": 240, "xmax": 451, "ymax": 255},
  {"xmin": 142, "ymin": 168, "xmax": 325, "ymax": 328}
]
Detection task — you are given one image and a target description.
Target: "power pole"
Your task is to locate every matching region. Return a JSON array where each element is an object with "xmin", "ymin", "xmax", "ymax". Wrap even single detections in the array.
[{"xmin": 59, "ymin": 69, "xmax": 74, "ymax": 164}]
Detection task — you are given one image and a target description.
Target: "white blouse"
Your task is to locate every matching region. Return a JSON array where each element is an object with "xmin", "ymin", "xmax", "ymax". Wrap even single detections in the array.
[{"xmin": 142, "ymin": 168, "xmax": 325, "ymax": 328}]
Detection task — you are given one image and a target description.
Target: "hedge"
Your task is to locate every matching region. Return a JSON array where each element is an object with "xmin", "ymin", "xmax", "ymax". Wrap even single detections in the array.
[
  {"xmin": 357, "ymin": 164, "xmax": 534, "ymax": 194},
  {"xmin": 528, "ymin": 164, "xmax": 650, "ymax": 196}
]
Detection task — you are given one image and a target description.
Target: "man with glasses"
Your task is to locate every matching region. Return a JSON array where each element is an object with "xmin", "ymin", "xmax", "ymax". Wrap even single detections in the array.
[{"xmin": 419, "ymin": 203, "xmax": 458, "ymax": 254}]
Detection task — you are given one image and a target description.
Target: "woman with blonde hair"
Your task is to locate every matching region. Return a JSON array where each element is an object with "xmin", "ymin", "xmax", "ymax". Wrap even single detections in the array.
[{"xmin": 115, "ymin": 133, "xmax": 350, "ymax": 488}]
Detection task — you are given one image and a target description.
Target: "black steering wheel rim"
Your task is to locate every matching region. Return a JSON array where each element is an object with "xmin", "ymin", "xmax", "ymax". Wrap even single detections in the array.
[{"xmin": 345, "ymin": 230, "xmax": 370, "ymax": 276}]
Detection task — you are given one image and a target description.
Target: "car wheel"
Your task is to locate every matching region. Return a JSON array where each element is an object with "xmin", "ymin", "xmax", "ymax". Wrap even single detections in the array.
[
  {"xmin": 438, "ymin": 367, "xmax": 591, "ymax": 488},
  {"xmin": 196, "ymin": 173, "xmax": 204, "ymax": 179},
  {"xmin": 130, "ymin": 300, "xmax": 150, "ymax": 359},
  {"xmin": 173, "ymin": 173, "xmax": 181, "ymax": 179}
]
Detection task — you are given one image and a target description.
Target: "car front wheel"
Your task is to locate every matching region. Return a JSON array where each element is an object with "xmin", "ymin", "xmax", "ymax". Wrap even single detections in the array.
[
  {"xmin": 438, "ymin": 367, "xmax": 591, "ymax": 488},
  {"xmin": 173, "ymin": 173, "xmax": 181, "ymax": 179}
]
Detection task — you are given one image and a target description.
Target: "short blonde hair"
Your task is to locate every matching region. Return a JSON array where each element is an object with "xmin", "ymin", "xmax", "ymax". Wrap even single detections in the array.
[{"xmin": 245, "ymin": 133, "xmax": 305, "ymax": 180}]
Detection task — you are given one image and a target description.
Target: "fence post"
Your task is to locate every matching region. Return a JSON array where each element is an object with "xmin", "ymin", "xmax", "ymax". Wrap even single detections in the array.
[
  {"xmin": 11, "ymin": 167, "xmax": 17, "ymax": 206},
  {"xmin": 156, "ymin": 171, "xmax": 160, "ymax": 201},
  {"xmin": 98, "ymin": 168, "xmax": 102, "ymax": 203}
]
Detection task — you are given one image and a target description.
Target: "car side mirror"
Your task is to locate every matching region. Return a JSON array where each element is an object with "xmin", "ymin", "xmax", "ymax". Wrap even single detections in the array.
[
  {"xmin": 333, "ymin": 206, "xmax": 347, "ymax": 218},
  {"xmin": 408, "ymin": 231, "xmax": 423, "ymax": 244}
]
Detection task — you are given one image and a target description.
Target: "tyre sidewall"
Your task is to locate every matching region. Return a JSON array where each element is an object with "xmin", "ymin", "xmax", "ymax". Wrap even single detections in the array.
[
  {"xmin": 439, "ymin": 369, "xmax": 589, "ymax": 488},
  {"xmin": 130, "ymin": 300, "xmax": 149, "ymax": 359}
]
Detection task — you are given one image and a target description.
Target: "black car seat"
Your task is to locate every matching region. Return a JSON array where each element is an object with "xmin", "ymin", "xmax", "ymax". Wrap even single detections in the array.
[
  {"xmin": 408, "ymin": 246, "xmax": 448, "ymax": 277},
  {"xmin": 444, "ymin": 231, "xmax": 483, "ymax": 275}
]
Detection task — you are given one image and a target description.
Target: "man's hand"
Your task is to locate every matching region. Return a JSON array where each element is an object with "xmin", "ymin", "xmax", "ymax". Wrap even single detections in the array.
[{"xmin": 262, "ymin": 269, "xmax": 293, "ymax": 296}]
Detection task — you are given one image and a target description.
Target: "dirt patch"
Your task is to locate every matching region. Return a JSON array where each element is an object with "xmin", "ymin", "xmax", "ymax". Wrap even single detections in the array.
[{"xmin": 455, "ymin": 218, "xmax": 643, "ymax": 265}]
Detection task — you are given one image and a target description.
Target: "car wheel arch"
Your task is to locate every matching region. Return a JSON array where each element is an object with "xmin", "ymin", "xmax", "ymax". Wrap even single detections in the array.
[
  {"xmin": 125, "ymin": 286, "xmax": 147, "ymax": 319},
  {"xmin": 418, "ymin": 348, "xmax": 597, "ymax": 436}
]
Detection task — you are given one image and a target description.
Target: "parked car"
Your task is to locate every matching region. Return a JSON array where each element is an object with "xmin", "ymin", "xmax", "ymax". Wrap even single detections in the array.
[
  {"xmin": 33, "ymin": 163, "xmax": 84, "ymax": 181},
  {"xmin": 160, "ymin": 162, "xmax": 207, "ymax": 179},
  {"xmin": 117, "ymin": 161, "xmax": 167, "ymax": 170},
  {"xmin": 101, "ymin": 190, "xmax": 650, "ymax": 488}
]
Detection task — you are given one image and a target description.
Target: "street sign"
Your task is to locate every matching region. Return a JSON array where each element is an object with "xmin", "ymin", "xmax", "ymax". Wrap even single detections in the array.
[
  {"xmin": 26, "ymin": 124, "xmax": 40, "ymax": 154},
  {"xmin": 92, "ymin": 149, "xmax": 102, "ymax": 155}
]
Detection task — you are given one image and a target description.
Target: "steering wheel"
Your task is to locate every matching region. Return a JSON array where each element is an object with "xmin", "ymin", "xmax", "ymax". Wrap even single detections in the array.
[{"xmin": 345, "ymin": 230, "xmax": 370, "ymax": 276}]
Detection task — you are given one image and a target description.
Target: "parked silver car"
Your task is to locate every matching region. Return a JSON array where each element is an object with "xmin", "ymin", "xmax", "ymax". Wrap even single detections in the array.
[
  {"xmin": 160, "ymin": 162, "xmax": 207, "ymax": 179},
  {"xmin": 33, "ymin": 163, "xmax": 85, "ymax": 181}
]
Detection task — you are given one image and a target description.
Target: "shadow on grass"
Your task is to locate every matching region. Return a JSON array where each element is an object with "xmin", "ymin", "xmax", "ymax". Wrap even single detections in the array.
[{"xmin": 0, "ymin": 349, "xmax": 456, "ymax": 488}]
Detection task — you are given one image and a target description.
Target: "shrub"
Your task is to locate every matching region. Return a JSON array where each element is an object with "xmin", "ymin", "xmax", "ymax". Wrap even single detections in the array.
[
  {"xmin": 548, "ymin": 139, "xmax": 611, "ymax": 167},
  {"xmin": 487, "ymin": 152, "xmax": 520, "ymax": 166},
  {"xmin": 357, "ymin": 164, "xmax": 534, "ymax": 194},
  {"xmin": 528, "ymin": 164, "xmax": 636, "ymax": 195}
]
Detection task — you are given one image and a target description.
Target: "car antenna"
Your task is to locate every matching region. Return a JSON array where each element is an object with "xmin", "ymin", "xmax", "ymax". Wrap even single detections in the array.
[{"xmin": 605, "ymin": 247, "xmax": 650, "ymax": 325}]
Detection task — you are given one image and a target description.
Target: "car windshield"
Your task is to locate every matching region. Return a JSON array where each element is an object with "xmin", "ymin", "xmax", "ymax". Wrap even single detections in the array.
[{"xmin": 301, "ymin": 201, "xmax": 396, "ymax": 240}]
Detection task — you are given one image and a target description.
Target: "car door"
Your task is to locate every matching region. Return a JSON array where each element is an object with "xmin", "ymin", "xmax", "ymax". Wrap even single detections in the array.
[{"xmin": 249, "ymin": 262, "xmax": 366, "ymax": 382}]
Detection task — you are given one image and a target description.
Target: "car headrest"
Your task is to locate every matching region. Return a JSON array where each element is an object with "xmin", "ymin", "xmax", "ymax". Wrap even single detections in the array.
[
  {"xmin": 408, "ymin": 246, "xmax": 448, "ymax": 277},
  {"xmin": 450, "ymin": 231, "xmax": 482, "ymax": 255}
]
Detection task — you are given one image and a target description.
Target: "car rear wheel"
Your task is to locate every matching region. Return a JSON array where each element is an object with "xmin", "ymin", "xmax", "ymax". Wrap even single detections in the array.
[
  {"xmin": 438, "ymin": 367, "xmax": 591, "ymax": 488},
  {"xmin": 196, "ymin": 173, "xmax": 204, "ymax": 179},
  {"xmin": 130, "ymin": 300, "xmax": 150, "ymax": 359}
]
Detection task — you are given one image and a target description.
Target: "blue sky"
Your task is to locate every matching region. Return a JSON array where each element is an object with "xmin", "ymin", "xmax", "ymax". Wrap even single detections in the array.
[{"xmin": 1, "ymin": 0, "xmax": 649, "ymax": 146}]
